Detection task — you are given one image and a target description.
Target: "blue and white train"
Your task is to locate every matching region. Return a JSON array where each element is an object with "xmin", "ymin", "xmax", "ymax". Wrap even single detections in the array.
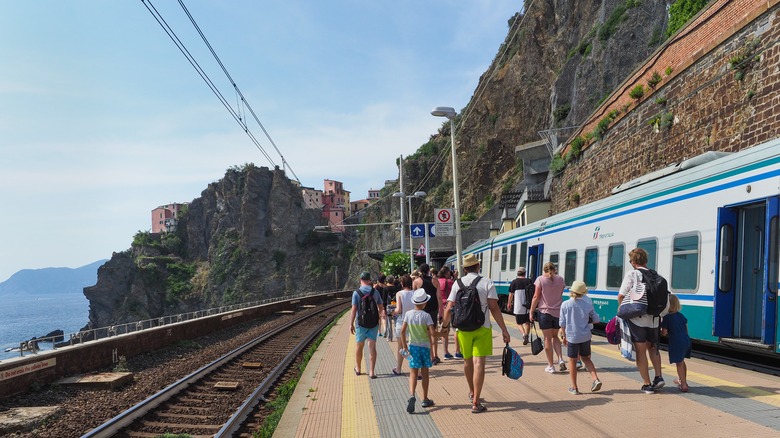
[{"xmin": 447, "ymin": 138, "xmax": 780, "ymax": 354}]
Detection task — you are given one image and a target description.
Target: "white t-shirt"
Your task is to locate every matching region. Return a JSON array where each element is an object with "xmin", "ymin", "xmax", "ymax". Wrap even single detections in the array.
[
  {"xmin": 447, "ymin": 272, "xmax": 497, "ymax": 329},
  {"xmin": 618, "ymin": 268, "xmax": 669, "ymax": 328}
]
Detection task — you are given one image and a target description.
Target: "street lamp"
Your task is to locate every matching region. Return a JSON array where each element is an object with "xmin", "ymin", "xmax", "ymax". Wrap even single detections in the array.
[
  {"xmin": 431, "ymin": 106, "xmax": 463, "ymax": 275},
  {"xmin": 406, "ymin": 191, "xmax": 426, "ymax": 272},
  {"xmin": 394, "ymin": 190, "xmax": 427, "ymax": 273}
]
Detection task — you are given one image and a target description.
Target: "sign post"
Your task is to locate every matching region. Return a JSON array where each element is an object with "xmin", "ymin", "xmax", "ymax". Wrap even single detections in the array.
[{"xmin": 435, "ymin": 208, "xmax": 454, "ymax": 236}]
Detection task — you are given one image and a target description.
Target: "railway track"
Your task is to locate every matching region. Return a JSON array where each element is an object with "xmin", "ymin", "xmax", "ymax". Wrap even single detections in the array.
[{"xmin": 82, "ymin": 299, "xmax": 347, "ymax": 438}]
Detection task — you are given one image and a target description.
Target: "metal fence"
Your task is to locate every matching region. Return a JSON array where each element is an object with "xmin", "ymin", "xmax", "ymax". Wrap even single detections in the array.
[{"xmin": 10, "ymin": 289, "xmax": 344, "ymax": 359}]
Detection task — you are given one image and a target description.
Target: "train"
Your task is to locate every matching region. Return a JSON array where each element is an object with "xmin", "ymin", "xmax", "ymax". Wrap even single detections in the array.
[{"xmin": 446, "ymin": 137, "xmax": 780, "ymax": 355}]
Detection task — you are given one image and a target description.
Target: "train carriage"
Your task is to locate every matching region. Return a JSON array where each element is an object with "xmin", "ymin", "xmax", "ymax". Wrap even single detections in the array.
[{"xmin": 446, "ymin": 138, "xmax": 780, "ymax": 354}]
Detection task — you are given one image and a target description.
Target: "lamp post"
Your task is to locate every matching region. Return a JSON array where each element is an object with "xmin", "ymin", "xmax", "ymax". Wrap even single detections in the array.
[
  {"xmin": 407, "ymin": 191, "xmax": 426, "ymax": 272},
  {"xmin": 393, "ymin": 155, "xmax": 406, "ymax": 256},
  {"xmin": 431, "ymin": 106, "xmax": 463, "ymax": 276}
]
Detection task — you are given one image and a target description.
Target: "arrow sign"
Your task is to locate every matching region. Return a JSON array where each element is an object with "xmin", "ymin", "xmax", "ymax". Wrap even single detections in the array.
[{"xmin": 410, "ymin": 224, "xmax": 425, "ymax": 239}]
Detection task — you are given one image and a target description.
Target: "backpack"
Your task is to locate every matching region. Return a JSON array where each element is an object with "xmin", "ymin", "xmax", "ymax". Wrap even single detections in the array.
[
  {"xmin": 605, "ymin": 316, "xmax": 621, "ymax": 345},
  {"xmin": 638, "ymin": 268, "xmax": 670, "ymax": 317},
  {"xmin": 523, "ymin": 281, "xmax": 535, "ymax": 310},
  {"xmin": 356, "ymin": 289, "xmax": 380, "ymax": 328},
  {"xmin": 501, "ymin": 343, "xmax": 523, "ymax": 379},
  {"xmin": 452, "ymin": 276, "xmax": 485, "ymax": 332}
]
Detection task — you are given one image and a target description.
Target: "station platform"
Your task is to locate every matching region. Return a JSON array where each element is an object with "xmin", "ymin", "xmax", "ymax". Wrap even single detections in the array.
[{"xmin": 274, "ymin": 313, "xmax": 780, "ymax": 437}]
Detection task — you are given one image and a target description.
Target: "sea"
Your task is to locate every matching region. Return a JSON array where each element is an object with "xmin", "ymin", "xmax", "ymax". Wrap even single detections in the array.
[{"xmin": 0, "ymin": 292, "xmax": 90, "ymax": 361}]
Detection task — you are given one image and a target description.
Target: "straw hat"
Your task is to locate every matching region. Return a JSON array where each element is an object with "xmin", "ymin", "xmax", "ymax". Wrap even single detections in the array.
[
  {"xmin": 462, "ymin": 254, "xmax": 480, "ymax": 268},
  {"xmin": 570, "ymin": 280, "xmax": 588, "ymax": 296}
]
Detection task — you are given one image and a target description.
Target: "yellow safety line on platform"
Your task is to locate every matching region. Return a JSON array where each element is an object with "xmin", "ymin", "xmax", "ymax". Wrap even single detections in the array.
[
  {"xmin": 590, "ymin": 343, "xmax": 780, "ymax": 407},
  {"xmin": 341, "ymin": 333, "xmax": 380, "ymax": 438}
]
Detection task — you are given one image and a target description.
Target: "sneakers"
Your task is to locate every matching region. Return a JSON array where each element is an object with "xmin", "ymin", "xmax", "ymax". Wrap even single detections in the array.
[
  {"xmin": 652, "ymin": 376, "xmax": 665, "ymax": 389},
  {"xmin": 568, "ymin": 387, "xmax": 580, "ymax": 395},
  {"xmin": 432, "ymin": 356, "xmax": 441, "ymax": 365},
  {"xmin": 559, "ymin": 360, "xmax": 567, "ymax": 372},
  {"xmin": 444, "ymin": 353, "xmax": 454, "ymax": 359},
  {"xmin": 641, "ymin": 384, "xmax": 655, "ymax": 394},
  {"xmin": 454, "ymin": 352, "xmax": 464, "ymax": 359},
  {"xmin": 522, "ymin": 334, "xmax": 529, "ymax": 345},
  {"xmin": 421, "ymin": 398, "xmax": 435, "ymax": 408},
  {"xmin": 576, "ymin": 360, "xmax": 583, "ymax": 370},
  {"xmin": 544, "ymin": 365, "xmax": 556, "ymax": 374},
  {"xmin": 407, "ymin": 396, "xmax": 416, "ymax": 413},
  {"xmin": 591, "ymin": 379, "xmax": 602, "ymax": 392}
]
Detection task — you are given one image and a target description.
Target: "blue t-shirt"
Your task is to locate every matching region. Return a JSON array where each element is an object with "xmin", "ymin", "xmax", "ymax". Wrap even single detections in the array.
[
  {"xmin": 351, "ymin": 285, "xmax": 383, "ymax": 307},
  {"xmin": 559, "ymin": 295, "xmax": 599, "ymax": 344},
  {"xmin": 402, "ymin": 309, "xmax": 434, "ymax": 348}
]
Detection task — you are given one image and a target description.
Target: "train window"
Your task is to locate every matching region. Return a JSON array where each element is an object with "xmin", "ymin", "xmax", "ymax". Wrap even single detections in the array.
[
  {"xmin": 718, "ymin": 224, "xmax": 734, "ymax": 292},
  {"xmin": 501, "ymin": 246, "xmax": 508, "ymax": 271},
  {"xmin": 607, "ymin": 244, "xmax": 625, "ymax": 288},
  {"xmin": 584, "ymin": 247, "xmax": 598, "ymax": 287},
  {"xmin": 637, "ymin": 238, "xmax": 658, "ymax": 271},
  {"xmin": 565, "ymin": 250, "xmax": 577, "ymax": 285},
  {"xmin": 550, "ymin": 253, "xmax": 559, "ymax": 270},
  {"xmin": 769, "ymin": 216, "xmax": 778, "ymax": 296},
  {"xmin": 672, "ymin": 233, "xmax": 700, "ymax": 291},
  {"xmin": 520, "ymin": 242, "xmax": 528, "ymax": 269},
  {"xmin": 494, "ymin": 249, "xmax": 499, "ymax": 262},
  {"xmin": 510, "ymin": 244, "xmax": 517, "ymax": 271}
]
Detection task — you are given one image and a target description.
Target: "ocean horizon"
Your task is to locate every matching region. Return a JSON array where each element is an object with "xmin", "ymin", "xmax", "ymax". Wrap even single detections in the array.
[{"xmin": 0, "ymin": 292, "xmax": 90, "ymax": 361}]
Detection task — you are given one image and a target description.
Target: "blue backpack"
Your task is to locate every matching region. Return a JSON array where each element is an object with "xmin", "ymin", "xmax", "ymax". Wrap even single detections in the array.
[{"xmin": 501, "ymin": 343, "xmax": 524, "ymax": 379}]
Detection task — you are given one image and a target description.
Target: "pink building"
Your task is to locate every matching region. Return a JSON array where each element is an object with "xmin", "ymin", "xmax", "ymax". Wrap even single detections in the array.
[
  {"xmin": 323, "ymin": 179, "xmax": 348, "ymax": 232},
  {"xmin": 151, "ymin": 203, "xmax": 188, "ymax": 233},
  {"xmin": 350, "ymin": 199, "xmax": 370, "ymax": 213}
]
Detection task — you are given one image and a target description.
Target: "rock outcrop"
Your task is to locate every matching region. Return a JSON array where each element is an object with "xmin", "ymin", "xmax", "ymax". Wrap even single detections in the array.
[{"xmin": 84, "ymin": 165, "xmax": 351, "ymax": 328}]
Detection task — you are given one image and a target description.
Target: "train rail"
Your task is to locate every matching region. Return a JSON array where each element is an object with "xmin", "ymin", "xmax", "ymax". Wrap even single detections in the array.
[{"xmin": 82, "ymin": 299, "xmax": 347, "ymax": 438}]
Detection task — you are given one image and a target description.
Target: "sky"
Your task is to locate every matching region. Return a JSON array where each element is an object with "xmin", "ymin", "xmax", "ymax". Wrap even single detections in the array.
[{"xmin": 0, "ymin": 0, "xmax": 521, "ymax": 282}]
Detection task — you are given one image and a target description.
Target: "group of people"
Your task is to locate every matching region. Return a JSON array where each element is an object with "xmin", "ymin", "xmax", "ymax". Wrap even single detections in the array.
[{"xmin": 348, "ymin": 247, "xmax": 692, "ymax": 414}]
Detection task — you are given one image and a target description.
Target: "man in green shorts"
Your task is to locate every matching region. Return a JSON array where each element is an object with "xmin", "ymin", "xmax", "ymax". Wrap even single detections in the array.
[{"xmin": 441, "ymin": 254, "xmax": 511, "ymax": 413}]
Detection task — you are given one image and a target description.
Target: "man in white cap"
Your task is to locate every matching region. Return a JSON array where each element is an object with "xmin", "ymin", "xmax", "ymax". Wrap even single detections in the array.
[{"xmin": 441, "ymin": 254, "xmax": 511, "ymax": 413}]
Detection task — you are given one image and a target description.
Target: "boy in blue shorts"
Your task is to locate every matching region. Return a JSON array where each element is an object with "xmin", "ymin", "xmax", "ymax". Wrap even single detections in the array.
[
  {"xmin": 400, "ymin": 289, "xmax": 436, "ymax": 413},
  {"xmin": 559, "ymin": 281, "xmax": 602, "ymax": 395}
]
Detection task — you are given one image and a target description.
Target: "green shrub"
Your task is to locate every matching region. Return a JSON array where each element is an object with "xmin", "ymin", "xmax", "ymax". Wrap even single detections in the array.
[
  {"xmin": 667, "ymin": 0, "xmax": 709, "ymax": 38},
  {"xmin": 665, "ymin": 66, "xmax": 673, "ymax": 76},
  {"xmin": 647, "ymin": 71, "xmax": 662, "ymax": 89},
  {"xmin": 382, "ymin": 252, "xmax": 410, "ymax": 277},
  {"xmin": 629, "ymin": 84, "xmax": 645, "ymax": 100},
  {"xmin": 549, "ymin": 153, "xmax": 566, "ymax": 174},
  {"xmin": 554, "ymin": 104, "xmax": 571, "ymax": 123}
]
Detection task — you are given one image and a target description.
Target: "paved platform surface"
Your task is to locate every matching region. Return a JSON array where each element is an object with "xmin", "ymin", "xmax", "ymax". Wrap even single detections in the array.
[{"xmin": 275, "ymin": 313, "xmax": 780, "ymax": 437}]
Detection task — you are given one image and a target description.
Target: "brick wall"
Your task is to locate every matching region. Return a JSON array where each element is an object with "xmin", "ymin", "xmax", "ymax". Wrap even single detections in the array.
[{"xmin": 551, "ymin": 0, "xmax": 780, "ymax": 212}]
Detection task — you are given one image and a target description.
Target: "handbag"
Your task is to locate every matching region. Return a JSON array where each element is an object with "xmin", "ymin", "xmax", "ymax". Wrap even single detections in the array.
[
  {"xmin": 530, "ymin": 322, "xmax": 544, "ymax": 355},
  {"xmin": 617, "ymin": 302, "xmax": 647, "ymax": 319}
]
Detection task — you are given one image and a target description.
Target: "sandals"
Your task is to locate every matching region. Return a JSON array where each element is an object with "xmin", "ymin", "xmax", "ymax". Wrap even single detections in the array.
[
  {"xmin": 353, "ymin": 367, "xmax": 360, "ymax": 376},
  {"xmin": 471, "ymin": 403, "xmax": 487, "ymax": 413},
  {"xmin": 392, "ymin": 368, "xmax": 402, "ymax": 375}
]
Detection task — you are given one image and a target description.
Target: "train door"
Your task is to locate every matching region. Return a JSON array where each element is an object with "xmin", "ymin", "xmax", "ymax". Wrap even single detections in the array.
[
  {"xmin": 528, "ymin": 244, "xmax": 544, "ymax": 281},
  {"xmin": 714, "ymin": 197, "xmax": 779, "ymax": 349}
]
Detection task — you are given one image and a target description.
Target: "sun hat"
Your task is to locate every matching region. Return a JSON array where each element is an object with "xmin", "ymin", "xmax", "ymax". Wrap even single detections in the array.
[
  {"xmin": 462, "ymin": 254, "xmax": 480, "ymax": 268},
  {"xmin": 570, "ymin": 280, "xmax": 588, "ymax": 296},
  {"xmin": 412, "ymin": 288, "xmax": 430, "ymax": 304}
]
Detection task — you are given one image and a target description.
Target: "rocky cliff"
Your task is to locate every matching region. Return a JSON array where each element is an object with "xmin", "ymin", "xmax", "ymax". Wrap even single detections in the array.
[{"xmin": 84, "ymin": 165, "xmax": 351, "ymax": 327}]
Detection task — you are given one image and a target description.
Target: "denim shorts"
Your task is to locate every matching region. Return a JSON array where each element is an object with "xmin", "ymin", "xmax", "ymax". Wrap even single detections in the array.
[
  {"xmin": 538, "ymin": 312, "xmax": 560, "ymax": 330},
  {"xmin": 355, "ymin": 325, "xmax": 379, "ymax": 343}
]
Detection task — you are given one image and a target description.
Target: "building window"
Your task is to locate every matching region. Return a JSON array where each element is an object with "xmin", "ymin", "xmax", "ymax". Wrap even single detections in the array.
[
  {"xmin": 584, "ymin": 247, "xmax": 598, "ymax": 287},
  {"xmin": 672, "ymin": 233, "xmax": 699, "ymax": 291},
  {"xmin": 607, "ymin": 243, "xmax": 625, "ymax": 288}
]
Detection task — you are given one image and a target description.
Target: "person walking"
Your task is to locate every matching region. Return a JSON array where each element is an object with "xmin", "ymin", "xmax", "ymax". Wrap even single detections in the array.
[
  {"xmin": 414, "ymin": 264, "xmax": 443, "ymax": 364},
  {"xmin": 507, "ymin": 267, "xmax": 532, "ymax": 345},
  {"xmin": 349, "ymin": 271, "xmax": 385, "ymax": 379},
  {"xmin": 383, "ymin": 275, "xmax": 400, "ymax": 340},
  {"xmin": 559, "ymin": 281, "xmax": 602, "ymax": 395},
  {"xmin": 661, "ymin": 294, "xmax": 691, "ymax": 392},
  {"xmin": 437, "ymin": 266, "xmax": 459, "ymax": 359},
  {"xmin": 529, "ymin": 262, "xmax": 566, "ymax": 373},
  {"xmin": 392, "ymin": 274, "xmax": 416, "ymax": 375},
  {"xmin": 618, "ymin": 248, "xmax": 668, "ymax": 393},
  {"xmin": 399, "ymin": 289, "xmax": 437, "ymax": 413},
  {"xmin": 441, "ymin": 254, "xmax": 511, "ymax": 413}
]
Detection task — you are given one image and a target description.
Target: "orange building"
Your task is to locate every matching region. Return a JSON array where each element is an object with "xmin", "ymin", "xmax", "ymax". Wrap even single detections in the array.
[{"xmin": 151, "ymin": 203, "xmax": 188, "ymax": 233}]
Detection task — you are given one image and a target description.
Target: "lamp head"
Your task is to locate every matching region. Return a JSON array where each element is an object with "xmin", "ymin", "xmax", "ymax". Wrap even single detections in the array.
[
  {"xmin": 392, "ymin": 192, "xmax": 405, "ymax": 198},
  {"xmin": 431, "ymin": 106, "xmax": 456, "ymax": 119},
  {"xmin": 413, "ymin": 191, "xmax": 427, "ymax": 198}
]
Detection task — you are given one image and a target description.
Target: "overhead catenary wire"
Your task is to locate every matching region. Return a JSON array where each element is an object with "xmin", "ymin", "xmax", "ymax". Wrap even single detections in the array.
[
  {"xmin": 140, "ymin": 0, "xmax": 282, "ymax": 173},
  {"xmin": 176, "ymin": 0, "xmax": 300, "ymax": 183}
]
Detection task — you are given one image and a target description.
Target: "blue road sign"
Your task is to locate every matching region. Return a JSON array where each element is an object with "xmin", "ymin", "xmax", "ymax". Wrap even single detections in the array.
[
  {"xmin": 428, "ymin": 223, "xmax": 436, "ymax": 237},
  {"xmin": 410, "ymin": 223, "xmax": 426, "ymax": 239}
]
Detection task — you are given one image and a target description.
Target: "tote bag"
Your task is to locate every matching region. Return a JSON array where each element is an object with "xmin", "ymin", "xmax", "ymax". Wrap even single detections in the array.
[{"xmin": 530, "ymin": 322, "xmax": 544, "ymax": 355}]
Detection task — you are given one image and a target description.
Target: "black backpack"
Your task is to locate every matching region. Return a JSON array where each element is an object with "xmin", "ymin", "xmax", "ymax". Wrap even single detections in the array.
[
  {"xmin": 638, "ymin": 268, "xmax": 670, "ymax": 317},
  {"xmin": 356, "ymin": 289, "xmax": 380, "ymax": 328},
  {"xmin": 523, "ymin": 281, "xmax": 535, "ymax": 311},
  {"xmin": 452, "ymin": 276, "xmax": 485, "ymax": 332}
]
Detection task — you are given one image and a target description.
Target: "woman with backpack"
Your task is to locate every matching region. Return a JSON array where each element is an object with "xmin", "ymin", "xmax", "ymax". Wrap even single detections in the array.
[
  {"xmin": 617, "ymin": 248, "xmax": 669, "ymax": 394},
  {"xmin": 529, "ymin": 262, "xmax": 567, "ymax": 373}
]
